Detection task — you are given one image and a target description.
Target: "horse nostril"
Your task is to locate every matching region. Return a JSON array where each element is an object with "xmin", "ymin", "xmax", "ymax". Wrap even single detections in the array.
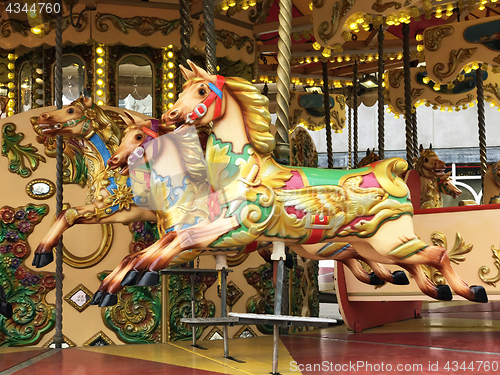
[
  {"xmin": 40, "ymin": 113, "xmax": 49, "ymax": 119},
  {"xmin": 169, "ymin": 110, "xmax": 179, "ymax": 119}
]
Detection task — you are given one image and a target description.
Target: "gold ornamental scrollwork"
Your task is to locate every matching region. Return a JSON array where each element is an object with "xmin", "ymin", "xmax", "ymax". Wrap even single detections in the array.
[
  {"xmin": 389, "ymin": 70, "xmax": 405, "ymax": 88},
  {"xmin": 433, "ymin": 48, "xmax": 478, "ymax": 81},
  {"xmin": 198, "ymin": 24, "xmax": 255, "ymax": 54},
  {"xmin": 455, "ymin": 94, "xmax": 475, "ymax": 107},
  {"xmin": 421, "ymin": 231, "xmax": 472, "ymax": 285},
  {"xmin": 484, "ymin": 83, "xmax": 500, "ymax": 102},
  {"xmin": 434, "ymin": 96, "xmax": 454, "ymax": 106},
  {"xmin": 424, "ymin": 25, "xmax": 454, "ymax": 51},
  {"xmin": 95, "ymin": 13, "xmax": 180, "ymax": 36},
  {"xmin": 372, "ymin": 0, "xmax": 402, "ymax": 12},
  {"xmin": 57, "ymin": 203, "xmax": 114, "ymax": 268},
  {"xmin": 318, "ymin": 0, "xmax": 355, "ymax": 44},
  {"xmin": 478, "ymin": 245, "xmax": 500, "ymax": 287},
  {"xmin": 493, "ymin": 55, "xmax": 500, "ymax": 65}
]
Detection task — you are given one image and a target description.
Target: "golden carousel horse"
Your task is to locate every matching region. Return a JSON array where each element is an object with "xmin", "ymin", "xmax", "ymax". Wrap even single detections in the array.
[
  {"xmin": 415, "ymin": 145, "xmax": 462, "ymax": 209},
  {"xmin": 91, "ymin": 120, "xmax": 409, "ymax": 306},
  {"xmin": 31, "ymin": 97, "xmax": 157, "ymax": 267},
  {"xmin": 95, "ymin": 61, "xmax": 487, "ymax": 306}
]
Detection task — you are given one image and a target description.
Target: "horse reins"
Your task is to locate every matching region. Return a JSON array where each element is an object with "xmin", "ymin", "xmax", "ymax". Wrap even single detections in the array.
[
  {"xmin": 58, "ymin": 103, "xmax": 96, "ymax": 136},
  {"xmin": 185, "ymin": 75, "xmax": 225, "ymax": 124}
]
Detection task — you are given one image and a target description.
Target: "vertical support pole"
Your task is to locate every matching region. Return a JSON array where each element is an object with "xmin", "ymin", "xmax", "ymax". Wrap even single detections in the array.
[
  {"xmin": 348, "ymin": 89, "xmax": 352, "ymax": 169},
  {"xmin": 353, "ymin": 62, "xmax": 358, "ymax": 168},
  {"xmin": 221, "ymin": 269, "xmax": 229, "ymax": 358},
  {"xmin": 322, "ymin": 61, "xmax": 333, "ymax": 169},
  {"xmin": 190, "ymin": 272, "xmax": 196, "ymax": 346},
  {"xmin": 179, "ymin": 0, "xmax": 191, "ymax": 70},
  {"xmin": 161, "ymin": 275, "xmax": 169, "ymax": 343},
  {"xmin": 271, "ymin": 241, "xmax": 285, "ymax": 375},
  {"xmin": 54, "ymin": 0, "xmax": 64, "ymax": 349},
  {"xmin": 402, "ymin": 23, "xmax": 413, "ymax": 166},
  {"xmin": 412, "ymin": 106, "xmax": 418, "ymax": 163},
  {"xmin": 274, "ymin": 0, "xmax": 293, "ymax": 165},
  {"xmin": 377, "ymin": 25, "xmax": 385, "ymax": 160},
  {"xmin": 476, "ymin": 67, "xmax": 487, "ymax": 184},
  {"xmin": 203, "ymin": 0, "xmax": 216, "ymax": 75}
]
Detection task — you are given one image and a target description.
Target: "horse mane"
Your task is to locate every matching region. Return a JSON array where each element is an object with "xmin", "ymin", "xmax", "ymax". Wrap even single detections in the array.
[
  {"xmin": 71, "ymin": 98, "xmax": 123, "ymax": 148},
  {"xmin": 415, "ymin": 149, "xmax": 437, "ymax": 175},
  {"xmin": 185, "ymin": 77, "xmax": 276, "ymax": 154}
]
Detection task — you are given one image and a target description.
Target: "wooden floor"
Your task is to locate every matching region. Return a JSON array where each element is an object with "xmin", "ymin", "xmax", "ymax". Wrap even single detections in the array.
[{"xmin": 1, "ymin": 302, "xmax": 499, "ymax": 375}]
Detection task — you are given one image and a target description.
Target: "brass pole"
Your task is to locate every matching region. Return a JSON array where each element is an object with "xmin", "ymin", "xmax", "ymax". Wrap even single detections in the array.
[
  {"xmin": 402, "ymin": 23, "xmax": 413, "ymax": 166},
  {"xmin": 322, "ymin": 61, "xmax": 333, "ymax": 169},
  {"xmin": 377, "ymin": 25, "xmax": 385, "ymax": 160}
]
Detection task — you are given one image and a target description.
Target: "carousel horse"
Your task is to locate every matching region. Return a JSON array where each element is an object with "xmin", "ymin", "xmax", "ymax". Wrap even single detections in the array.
[
  {"xmin": 484, "ymin": 161, "xmax": 500, "ymax": 204},
  {"xmin": 91, "ymin": 119, "xmax": 408, "ymax": 306},
  {"xmin": 358, "ymin": 148, "xmax": 380, "ymax": 168},
  {"xmin": 415, "ymin": 145, "xmax": 462, "ymax": 209},
  {"xmin": 31, "ymin": 97, "xmax": 158, "ymax": 268},
  {"xmin": 97, "ymin": 61, "xmax": 487, "ymax": 305}
]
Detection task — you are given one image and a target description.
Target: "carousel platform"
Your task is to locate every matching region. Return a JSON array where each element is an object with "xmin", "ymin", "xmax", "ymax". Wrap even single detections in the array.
[{"xmin": 1, "ymin": 301, "xmax": 499, "ymax": 375}]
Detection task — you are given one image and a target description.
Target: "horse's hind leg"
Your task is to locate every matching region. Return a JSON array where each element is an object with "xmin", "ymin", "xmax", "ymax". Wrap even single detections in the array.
[
  {"xmin": 398, "ymin": 263, "xmax": 452, "ymax": 301},
  {"xmin": 428, "ymin": 250, "xmax": 487, "ymax": 302},
  {"xmin": 388, "ymin": 240, "xmax": 487, "ymax": 302},
  {"xmin": 365, "ymin": 260, "xmax": 409, "ymax": 285}
]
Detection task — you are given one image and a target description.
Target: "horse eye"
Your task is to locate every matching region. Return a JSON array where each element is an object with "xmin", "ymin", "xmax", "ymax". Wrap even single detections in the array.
[
  {"xmin": 135, "ymin": 134, "xmax": 143, "ymax": 141},
  {"xmin": 67, "ymin": 108, "xmax": 74, "ymax": 114},
  {"xmin": 199, "ymin": 88, "xmax": 206, "ymax": 96}
]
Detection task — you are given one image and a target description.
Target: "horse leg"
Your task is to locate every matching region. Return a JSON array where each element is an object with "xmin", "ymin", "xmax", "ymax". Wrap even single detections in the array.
[
  {"xmin": 398, "ymin": 263, "xmax": 452, "ymax": 300},
  {"xmin": 365, "ymin": 260, "xmax": 409, "ymax": 285}
]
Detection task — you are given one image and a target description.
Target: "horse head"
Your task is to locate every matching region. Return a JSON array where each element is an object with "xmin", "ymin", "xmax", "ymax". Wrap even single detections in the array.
[
  {"xmin": 437, "ymin": 174, "xmax": 462, "ymax": 199},
  {"xmin": 358, "ymin": 148, "xmax": 380, "ymax": 168},
  {"xmin": 33, "ymin": 97, "xmax": 107, "ymax": 138},
  {"xmin": 415, "ymin": 146, "xmax": 447, "ymax": 181},
  {"xmin": 162, "ymin": 60, "xmax": 226, "ymax": 130},
  {"xmin": 108, "ymin": 112, "xmax": 174, "ymax": 175}
]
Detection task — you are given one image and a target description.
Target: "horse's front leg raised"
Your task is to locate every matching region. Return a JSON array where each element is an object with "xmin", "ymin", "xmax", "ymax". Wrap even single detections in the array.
[{"xmin": 33, "ymin": 204, "xmax": 97, "ymax": 268}]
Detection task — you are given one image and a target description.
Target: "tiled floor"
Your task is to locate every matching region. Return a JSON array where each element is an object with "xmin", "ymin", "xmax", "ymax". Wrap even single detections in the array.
[{"xmin": 1, "ymin": 302, "xmax": 500, "ymax": 374}]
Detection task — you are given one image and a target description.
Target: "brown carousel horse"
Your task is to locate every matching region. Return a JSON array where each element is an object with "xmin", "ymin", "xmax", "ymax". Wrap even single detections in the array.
[
  {"xmin": 484, "ymin": 161, "xmax": 500, "ymax": 204},
  {"xmin": 95, "ymin": 61, "xmax": 487, "ymax": 306},
  {"xmin": 358, "ymin": 148, "xmax": 380, "ymax": 168},
  {"xmin": 415, "ymin": 145, "xmax": 462, "ymax": 209},
  {"xmin": 31, "ymin": 97, "xmax": 157, "ymax": 268},
  {"xmin": 91, "ymin": 119, "xmax": 408, "ymax": 306}
]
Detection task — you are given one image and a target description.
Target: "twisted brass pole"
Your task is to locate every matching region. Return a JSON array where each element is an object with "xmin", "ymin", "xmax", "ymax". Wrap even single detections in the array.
[
  {"xmin": 203, "ymin": 0, "xmax": 216, "ymax": 74},
  {"xmin": 348, "ymin": 90, "xmax": 352, "ymax": 169},
  {"xmin": 180, "ymin": 0, "xmax": 191, "ymax": 70},
  {"xmin": 412, "ymin": 106, "xmax": 418, "ymax": 162},
  {"xmin": 477, "ymin": 67, "xmax": 487, "ymax": 183},
  {"xmin": 377, "ymin": 25, "xmax": 385, "ymax": 160},
  {"xmin": 322, "ymin": 61, "xmax": 333, "ymax": 169},
  {"xmin": 402, "ymin": 23, "xmax": 413, "ymax": 166},
  {"xmin": 353, "ymin": 62, "xmax": 358, "ymax": 168},
  {"xmin": 274, "ymin": 0, "xmax": 293, "ymax": 165},
  {"xmin": 54, "ymin": 0, "xmax": 64, "ymax": 349}
]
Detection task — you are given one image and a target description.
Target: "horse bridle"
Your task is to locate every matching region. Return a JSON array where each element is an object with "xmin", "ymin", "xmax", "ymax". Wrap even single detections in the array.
[
  {"xmin": 57, "ymin": 104, "xmax": 96, "ymax": 136},
  {"xmin": 128, "ymin": 119, "xmax": 160, "ymax": 166},
  {"xmin": 185, "ymin": 75, "xmax": 225, "ymax": 124}
]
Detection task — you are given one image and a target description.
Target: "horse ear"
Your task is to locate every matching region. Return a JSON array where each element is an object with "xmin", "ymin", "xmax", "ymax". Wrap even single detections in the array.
[
  {"xmin": 120, "ymin": 110, "xmax": 139, "ymax": 126},
  {"xmin": 180, "ymin": 62, "xmax": 196, "ymax": 80},
  {"xmin": 82, "ymin": 96, "xmax": 93, "ymax": 108},
  {"xmin": 429, "ymin": 143, "xmax": 433, "ymax": 150},
  {"xmin": 366, "ymin": 148, "xmax": 370, "ymax": 156},
  {"xmin": 187, "ymin": 59, "xmax": 214, "ymax": 81},
  {"xmin": 83, "ymin": 88, "xmax": 91, "ymax": 98},
  {"xmin": 419, "ymin": 144, "xmax": 424, "ymax": 154}
]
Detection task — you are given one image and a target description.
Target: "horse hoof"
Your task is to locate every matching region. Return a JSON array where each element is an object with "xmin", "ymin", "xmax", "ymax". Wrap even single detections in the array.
[
  {"xmin": 284, "ymin": 253, "xmax": 294, "ymax": 269},
  {"xmin": 471, "ymin": 285, "xmax": 488, "ymax": 303},
  {"xmin": 120, "ymin": 270, "xmax": 142, "ymax": 286},
  {"xmin": 436, "ymin": 285, "xmax": 452, "ymax": 301},
  {"xmin": 392, "ymin": 270, "xmax": 410, "ymax": 285},
  {"xmin": 136, "ymin": 271, "xmax": 160, "ymax": 286},
  {"xmin": 33, "ymin": 252, "xmax": 54, "ymax": 268},
  {"xmin": 369, "ymin": 272, "xmax": 385, "ymax": 286},
  {"xmin": 90, "ymin": 291, "xmax": 104, "ymax": 305},
  {"xmin": 98, "ymin": 293, "xmax": 118, "ymax": 307}
]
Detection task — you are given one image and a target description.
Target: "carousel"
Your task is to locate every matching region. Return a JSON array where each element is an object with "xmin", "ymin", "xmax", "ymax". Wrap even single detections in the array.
[{"xmin": 1, "ymin": 0, "xmax": 500, "ymax": 374}]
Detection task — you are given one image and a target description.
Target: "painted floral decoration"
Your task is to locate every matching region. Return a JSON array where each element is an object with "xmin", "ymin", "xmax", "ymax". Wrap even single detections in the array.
[{"xmin": 0, "ymin": 204, "xmax": 56, "ymax": 347}]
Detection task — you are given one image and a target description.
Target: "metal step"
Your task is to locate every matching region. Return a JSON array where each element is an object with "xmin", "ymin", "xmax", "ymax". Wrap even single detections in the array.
[{"xmin": 228, "ymin": 313, "xmax": 341, "ymax": 327}]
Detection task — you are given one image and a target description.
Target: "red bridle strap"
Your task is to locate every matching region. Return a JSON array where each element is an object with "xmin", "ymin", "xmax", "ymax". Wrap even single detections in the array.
[{"xmin": 186, "ymin": 75, "xmax": 225, "ymax": 124}]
